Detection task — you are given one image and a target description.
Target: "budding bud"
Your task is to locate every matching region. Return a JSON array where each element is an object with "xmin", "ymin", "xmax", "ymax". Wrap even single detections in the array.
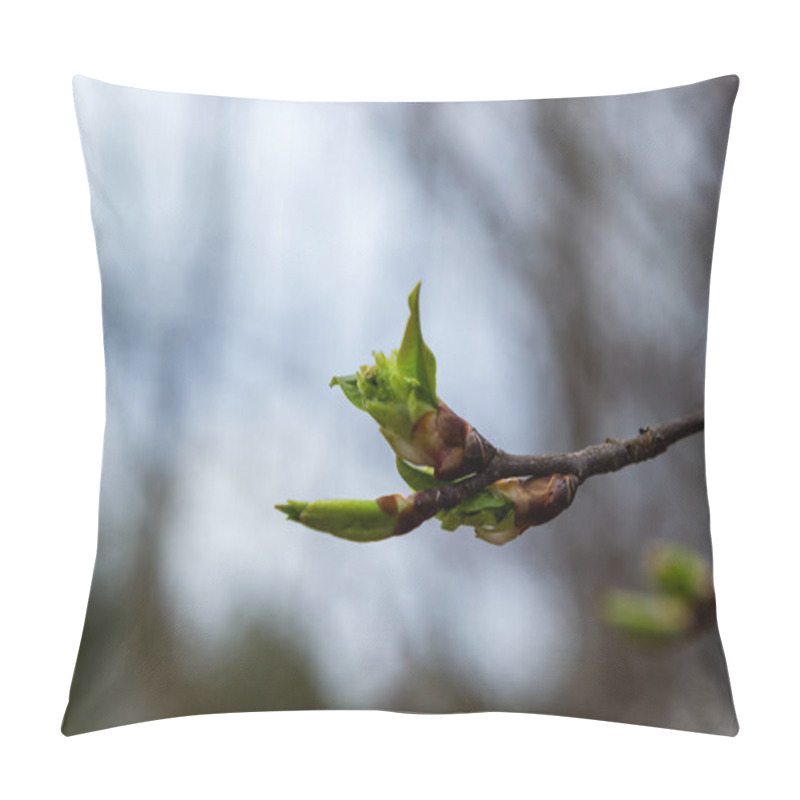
[
  {"xmin": 646, "ymin": 543, "xmax": 713, "ymax": 603},
  {"xmin": 275, "ymin": 497, "xmax": 412, "ymax": 542},
  {"xmin": 330, "ymin": 283, "xmax": 491, "ymax": 481},
  {"xmin": 431, "ymin": 472, "xmax": 580, "ymax": 546},
  {"xmin": 601, "ymin": 590, "xmax": 694, "ymax": 638},
  {"xmin": 391, "ymin": 402, "xmax": 492, "ymax": 480},
  {"xmin": 602, "ymin": 544, "xmax": 715, "ymax": 642},
  {"xmin": 475, "ymin": 474, "xmax": 579, "ymax": 545}
]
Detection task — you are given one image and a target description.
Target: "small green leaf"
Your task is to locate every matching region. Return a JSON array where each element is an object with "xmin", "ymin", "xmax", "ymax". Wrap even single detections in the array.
[
  {"xmin": 438, "ymin": 487, "xmax": 513, "ymax": 532},
  {"xmin": 452, "ymin": 489, "xmax": 509, "ymax": 515},
  {"xmin": 329, "ymin": 374, "xmax": 365, "ymax": 410},
  {"xmin": 397, "ymin": 282, "xmax": 437, "ymax": 407},
  {"xmin": 395, "ymin": 458, "xmax": 441, "ymax": 492}
]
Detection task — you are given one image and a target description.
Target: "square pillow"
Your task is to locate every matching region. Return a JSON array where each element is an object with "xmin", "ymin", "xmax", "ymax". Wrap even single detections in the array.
[{"xmin": 64, "ymin": 75, "xmax": 739, "ymax": 735}]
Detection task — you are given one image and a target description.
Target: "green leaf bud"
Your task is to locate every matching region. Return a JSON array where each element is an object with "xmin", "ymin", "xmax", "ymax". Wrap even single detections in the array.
[
  {"xmin": 646, "ymin": 543, "xmax": 713, "ymax": 602},
  {"xmin": 474, "ymin": 474, "xmax": 579, "ymax": 545},
  {"xmin": 602, "ymin": 590, "xmax": 694, "ymax": 638},
  {"xmin": 275, "ymin": 496, "xmax": 412, "ymax": 542}
]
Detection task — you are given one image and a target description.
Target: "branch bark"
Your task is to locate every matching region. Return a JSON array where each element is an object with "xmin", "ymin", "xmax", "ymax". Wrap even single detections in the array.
[{"xmin": 394, "ymin": 410, "xmax": 704, "ymax": 535}]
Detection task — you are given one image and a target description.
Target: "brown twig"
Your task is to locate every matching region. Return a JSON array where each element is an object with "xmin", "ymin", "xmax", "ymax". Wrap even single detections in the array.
[{"xmin": 394, "ymin": 410, "xmax": 704, "ymax": 535}]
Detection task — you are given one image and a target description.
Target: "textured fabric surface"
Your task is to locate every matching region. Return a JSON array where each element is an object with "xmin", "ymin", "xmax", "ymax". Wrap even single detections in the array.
[{"xmin": 64, "ymin": 75, "xmax": 738, "ymax": 735}]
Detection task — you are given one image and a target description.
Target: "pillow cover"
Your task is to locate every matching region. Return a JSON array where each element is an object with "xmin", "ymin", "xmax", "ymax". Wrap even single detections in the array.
[{"xmin": 64, "ymin": 75, "xmax": 739, "ymax": 736}]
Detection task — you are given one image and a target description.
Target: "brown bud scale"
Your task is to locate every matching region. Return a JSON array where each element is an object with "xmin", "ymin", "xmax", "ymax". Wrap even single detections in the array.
[
  {"xmin": 495, "ymin": 473, "xmax": 579, "ymax": 532},
  {"xmin": 376, "ymin": 494, "xmax": 402, "ymax": 516}
]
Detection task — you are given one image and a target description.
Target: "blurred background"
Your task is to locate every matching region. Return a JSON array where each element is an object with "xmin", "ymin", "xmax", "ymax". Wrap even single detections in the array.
[{"xmin": 63, "ymin": 76, "xmax": 738, "ymax": 735}]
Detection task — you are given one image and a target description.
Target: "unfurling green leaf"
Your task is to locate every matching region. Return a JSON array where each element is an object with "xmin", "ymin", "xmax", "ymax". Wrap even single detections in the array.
[
  {"xmin": 328, "ymin": 374, "xmax": 365, "ymax": 410},
  {"xmin": 602, "ymin": 590, "xmax": 694, "ymax": 637},
  {"xmin": 397, "ymin": 281, "xmax": 437, "ymax": 407},
  {"xmin": 275, "ymin": 498, "xmax": 409, "ymax": 542},
  {"xmin": 331, "ymin": 351, "xmax": 437, "ymax": 455},
  {"xmin": 329, "ymin": 283, "xmax": 483, "ymax": 480},
  {"xmin": 439, "ymin": 487, "xmax": 513, "ymax": 533},
  {"xmin": 395, "ymin": 457, "xmax": 442, "ymax": 492},
  {"xmin": 330, "ymin": 283, "xmax": 437, "ymax": 436}
]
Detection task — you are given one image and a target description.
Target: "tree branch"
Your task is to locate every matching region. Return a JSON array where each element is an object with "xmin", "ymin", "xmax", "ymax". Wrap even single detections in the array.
[{"xmin": 394, "ymin": 411, "xmax": 704, "ymax": 535}]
